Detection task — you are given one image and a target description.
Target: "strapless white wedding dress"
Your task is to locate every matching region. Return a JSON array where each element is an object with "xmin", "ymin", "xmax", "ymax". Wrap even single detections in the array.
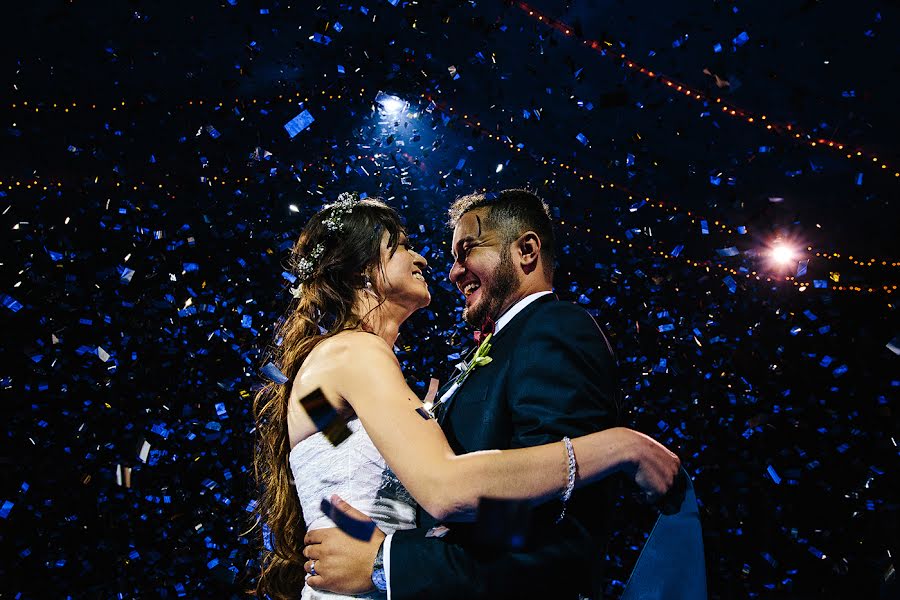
[{"xmin": 289, "ymin": 418, "xmax": 417, "ymax": 600}]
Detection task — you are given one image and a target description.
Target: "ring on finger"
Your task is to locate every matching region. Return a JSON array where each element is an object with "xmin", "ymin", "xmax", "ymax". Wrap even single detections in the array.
[{"xmin": 310, "ymin": 559, "xmax": 318, "ymax": 576}]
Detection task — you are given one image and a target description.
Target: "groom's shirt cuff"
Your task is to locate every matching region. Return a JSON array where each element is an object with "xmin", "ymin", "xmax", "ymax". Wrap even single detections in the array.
[{"xmin": 383, "ymin": 532, "xmax": 394, "ymax": 600}]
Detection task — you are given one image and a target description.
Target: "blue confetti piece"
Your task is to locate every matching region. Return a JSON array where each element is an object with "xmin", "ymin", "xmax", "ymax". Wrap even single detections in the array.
[
  {"xmin": 333, "ymin": 21, "xmax": 343, "ymax": 32},
  {"xmin": 311, "ymin": 33, "xmax": 332, "ymax": 45},
  {"xmin": 804, "ymin": 310, "xmax": 818, "ymax": 321},
  {"xmin": 710, "ymin": 175, "xmax": 721, "ymax": 186},
  {"xmin": 1, "ymin": 294, "xmax": 23, "ymax": 312},
  {"xmin": 658, "ymin": 323, "xmax": 675, "ymax": 332},
  {"xmin": 118, "ymin": 265, "xmax": 136, "ymax": 283},
  {"xmin": 713, "ymin": 43, "xmax": 722, "ymax": 53},
  {"xmin": 321, "ymin": 497, "xmax": 376, "ymax": 540},
  {"xmin": 767, "ymin": 465, "xmax": 781, "ymax": 485},
  {"xmin": 150, "ymin": 423, "xmax": 169, "ymax": 439},
  {"xmin": 284, "ymin": 110, "xmax": 315, "ymax": 138},
  {"xmin": 797, "ymin": 259, "xmax": 809, "ymax": 277},
  {"xmin": 701, "ymin": 220, "xmax": 709, "ymax": 235},
  {"xmin": 717, "ymin": 246, "xmax": 739, "ymax": 257},
  {"xmin": 576, "ymin": 133, "xmax": 589, "ymax": 145},
  {"xmin": 260, "ymin": 362, "xmax": 289, "ymax": 384},
  {"xmin": 733, "ymin": 31, "xmax": 750, "ymax": 47},
  {"xmin": 833, "ymin": 365, "xmax": 848, "ymax": 377},
  {"xmin": 0, "ymin": 500, "xmax": 13, "ymax": 519},
  {"xmin": 723, "ymin": 275, "xmax": 737, "ymax": 294},
  {"xmin": 671, "ymin": 245, "xmax": 684, "ymax": 257},
  {"xmin": 855, "ymin": 173, "xmax": 863, "ymax": 186},
  {"xmin": 814, "ymin": 280, "xmax": 828, "ymax": 289}
]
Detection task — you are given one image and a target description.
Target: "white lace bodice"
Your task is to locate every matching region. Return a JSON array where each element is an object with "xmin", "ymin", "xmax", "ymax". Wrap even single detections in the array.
[{"xmin": 289, "ymin": 418, "xmax": 417, "ymax": 600}]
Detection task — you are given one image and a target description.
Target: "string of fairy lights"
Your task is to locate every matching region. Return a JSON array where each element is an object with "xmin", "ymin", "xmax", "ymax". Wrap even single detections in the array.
[
  {"xmin": 420, "ymin": 94, "xmax": 899, "ymax": 274},
  {"xmin": 4, "ymin": 74, "xmax": 896, "ymax": 296},
  {"xmin": 513, "ymin": 1, "xmax": 899, "ymax": 181},
  {"xmin": 3, "ymin": 96, "xmax": 897, "ymax": 298},
  {"xmin": 417, "ymin": 97, "xmax": 897, "ymax": 295},
  {"xmin": 598, "ymin": 232, "xmax": 897, "ymax": 295},
  {"xmin": 7, "ymin": 2, "xmax": 895, "ymax": 184},
  {"xmin": 6, "ymin": 89, "xmax": 354, "ymax": 114},
  {"xmin": 421, "ymin": 97, "xmax": 746, "ymax": 235}
]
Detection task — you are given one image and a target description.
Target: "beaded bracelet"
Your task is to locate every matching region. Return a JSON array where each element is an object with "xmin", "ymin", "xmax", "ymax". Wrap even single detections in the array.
[{"xmin": 556, "ymin": 436, "xmax": 577, "ymax": 524}]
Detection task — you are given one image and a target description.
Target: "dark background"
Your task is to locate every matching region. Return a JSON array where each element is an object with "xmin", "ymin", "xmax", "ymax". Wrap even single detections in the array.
[{"xmin": 0, "ymin": 1, "xmax": 897, "ymax": 598}]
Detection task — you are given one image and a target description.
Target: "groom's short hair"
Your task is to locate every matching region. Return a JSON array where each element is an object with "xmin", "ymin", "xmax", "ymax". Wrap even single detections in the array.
[{"xmin": 448, "ymin": 189, "xmax": 555, "ymax": 278}]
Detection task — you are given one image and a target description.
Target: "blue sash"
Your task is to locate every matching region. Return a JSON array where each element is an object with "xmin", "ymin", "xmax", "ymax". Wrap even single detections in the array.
[{"xmin": 621, "ymin": 468, "xmax": 707, "ymax": 600}]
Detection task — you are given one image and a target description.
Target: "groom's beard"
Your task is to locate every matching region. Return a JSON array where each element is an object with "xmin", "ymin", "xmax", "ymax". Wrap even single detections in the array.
[{"xmin": 463, "ymin": 246, "xmax": 518, "ymax": 327}]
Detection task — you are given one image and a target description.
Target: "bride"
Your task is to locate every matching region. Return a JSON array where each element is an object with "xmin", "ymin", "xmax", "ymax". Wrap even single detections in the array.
[{"xmin": 251, "ymin": 194, "xmax": 681, "ymax": 599}]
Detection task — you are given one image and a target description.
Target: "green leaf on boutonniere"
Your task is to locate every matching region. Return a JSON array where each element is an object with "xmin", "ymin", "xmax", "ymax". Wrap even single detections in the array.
[{"xmin": 460, "ymin": 333, "xmax": 494, "ymax": 382}]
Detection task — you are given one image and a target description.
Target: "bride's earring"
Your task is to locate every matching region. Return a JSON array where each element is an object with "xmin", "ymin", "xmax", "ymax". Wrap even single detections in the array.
[{"xmin": 364, "ymin": 275, "xmax": 377, "ymax": 296}]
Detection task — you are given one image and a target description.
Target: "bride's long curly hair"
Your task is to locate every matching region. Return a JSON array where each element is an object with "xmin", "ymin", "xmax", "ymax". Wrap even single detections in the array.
[{"xmin": 250, "ymin": 197, "xmax": 405, "ymax": 599}]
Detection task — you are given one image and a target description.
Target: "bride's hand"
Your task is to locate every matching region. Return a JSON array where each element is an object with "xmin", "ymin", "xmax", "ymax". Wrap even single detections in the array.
[{"xmin": 622, "ymin": 429, "xmax": 683, "ymax": 512}]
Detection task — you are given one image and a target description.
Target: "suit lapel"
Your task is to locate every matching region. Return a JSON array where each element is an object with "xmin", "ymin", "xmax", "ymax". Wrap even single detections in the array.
[{"xmin": 437, "ymin": 293, "xmax": 558, "ymax": 426}]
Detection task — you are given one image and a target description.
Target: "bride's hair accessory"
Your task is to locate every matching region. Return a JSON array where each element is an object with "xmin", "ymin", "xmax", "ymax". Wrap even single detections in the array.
[{"xmin": 290, "ymin": 192, "xmax": 361, "ymax": 297}]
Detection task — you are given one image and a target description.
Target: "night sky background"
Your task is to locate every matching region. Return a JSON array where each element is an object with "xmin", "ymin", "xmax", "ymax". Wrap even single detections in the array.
[{"xmin": 1, "ymin": 1, "xmax": 898, "ymax": 598}]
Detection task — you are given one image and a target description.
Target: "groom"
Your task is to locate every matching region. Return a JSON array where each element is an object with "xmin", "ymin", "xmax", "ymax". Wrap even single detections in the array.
[{"xmin": 305, "ymin": 189, "xmax": 640, "ymax": 599}]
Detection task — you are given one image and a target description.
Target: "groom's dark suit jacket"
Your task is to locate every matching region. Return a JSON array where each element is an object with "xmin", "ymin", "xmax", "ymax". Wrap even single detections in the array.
[{"xmin": 391, "ymin": 294, "xmax": 621, "ymax": 599}]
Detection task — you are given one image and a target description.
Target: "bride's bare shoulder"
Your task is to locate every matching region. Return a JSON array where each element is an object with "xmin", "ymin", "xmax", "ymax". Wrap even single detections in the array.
[
  {"xmin": 289, "ymin": 332, "xmax": 384, "ymax": 405},
  {"xmin": 312, "ymin": 331, "xmax": 396, "ymax": 364},
  {"xmin": 291, "ymin": 332, "xmax": 397, "ymax": 411}
]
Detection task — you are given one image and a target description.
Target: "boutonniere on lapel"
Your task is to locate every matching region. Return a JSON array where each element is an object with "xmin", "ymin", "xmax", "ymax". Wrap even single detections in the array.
[
  {"xmin": 428, "ymin": 317, "xmax": 496, "ymax": 419},
  {"xmin": 458, "ymin": 316, "xmax": 496, "ymax": 386},
  {"xmin": 458, "ymin": 332, "xmax": 493, "ymax": 385}
]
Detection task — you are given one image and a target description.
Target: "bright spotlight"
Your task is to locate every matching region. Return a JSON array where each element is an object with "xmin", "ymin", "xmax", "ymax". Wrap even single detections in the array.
[
  {"xmin": 375, "ymin": 91, "xmax": 407, "ymax": 115},
  {"xmin": 770, "ymin": 244, "xmax": 795, "ymax": 266}
]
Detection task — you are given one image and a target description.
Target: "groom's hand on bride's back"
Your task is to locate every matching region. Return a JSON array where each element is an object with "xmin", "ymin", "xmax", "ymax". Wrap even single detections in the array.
[{"xmin": 302, "ymin": 496, "xmax": 386, "ymax": 594}]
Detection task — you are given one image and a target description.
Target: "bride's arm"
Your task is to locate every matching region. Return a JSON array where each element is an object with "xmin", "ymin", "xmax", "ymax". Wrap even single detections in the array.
[{"xmin": 319, "ymin": 333, "xmax": 677, "ymax": 522}]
